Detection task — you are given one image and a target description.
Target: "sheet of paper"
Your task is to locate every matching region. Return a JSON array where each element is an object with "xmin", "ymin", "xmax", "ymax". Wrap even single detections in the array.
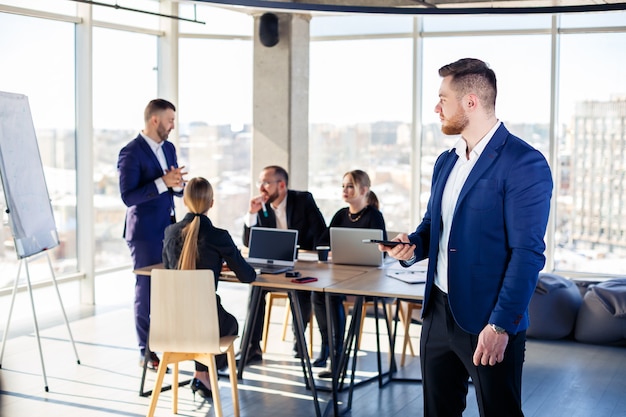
[
  {"xmin": 385, "ymin": 270, "xmax": 427, "ymax": 284},
  {"xmin": 384, "ymin": 259, "xmax": 428, "ymax": 283}
]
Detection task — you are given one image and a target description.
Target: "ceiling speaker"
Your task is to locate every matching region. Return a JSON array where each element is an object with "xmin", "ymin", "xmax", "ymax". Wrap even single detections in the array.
[{"xmin": 259, "ymin": 13, "xmax": 279, "ymax": 47}]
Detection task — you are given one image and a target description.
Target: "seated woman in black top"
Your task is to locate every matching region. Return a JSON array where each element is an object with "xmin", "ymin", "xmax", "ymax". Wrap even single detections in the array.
[
  {"xmin": 162, "ymin": 177, "xmax": 256, "ymax": 400},
  {"xmin": 313, "ymin": 169, "xmax": 387, "ymax": 371}
]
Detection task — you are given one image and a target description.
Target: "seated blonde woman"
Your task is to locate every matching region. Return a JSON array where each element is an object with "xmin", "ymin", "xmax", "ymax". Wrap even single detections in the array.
[
  {"xmin": 313, "ymin": 169, "xmax": 387, "ymax": 375},
  {"xmin": 162, "ymin": 177, "xmax": 256, "ymax": 400}
]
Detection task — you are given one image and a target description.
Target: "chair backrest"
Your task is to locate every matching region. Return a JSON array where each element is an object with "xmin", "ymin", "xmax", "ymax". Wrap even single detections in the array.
[{"xmin": 149, "ymin": 269, "xmax": 221, "ymax": 353}]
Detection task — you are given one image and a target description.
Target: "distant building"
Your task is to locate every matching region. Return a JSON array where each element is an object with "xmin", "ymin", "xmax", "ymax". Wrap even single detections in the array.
[{"xmin": 570, "ymin": 96, "xmax": 626, "ymax": 252}]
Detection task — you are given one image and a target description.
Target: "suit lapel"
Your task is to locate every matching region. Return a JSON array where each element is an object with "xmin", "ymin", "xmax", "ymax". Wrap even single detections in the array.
[
  {"xmin": 285, "ymin": 190, "xmax": 294, "ymax": 228},
  {"xmin": 432, "ymin": 150, "xmax": 458, "ymax": 215},
  {"xmin": 136, "ymin": 135, "xmax": 164, "ymax": 173},
  {"xmin": 455, "ymin": 124, "xmax": 508, "ymax": 213},
  {"xmin": 431, "ymin": 150, "xmax": 458, "ymax": 240},
  {"xmin": 162, "ymin": 141, "xmax": 176, "ymax": 169}
]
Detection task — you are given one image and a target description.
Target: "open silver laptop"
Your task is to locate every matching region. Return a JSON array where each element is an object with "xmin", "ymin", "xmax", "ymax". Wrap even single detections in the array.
[
  {"xmin": 330, "ymin": 227, "xmax": 384, "ymax": 267},
  {"xmin": 247, "ymin": 227, "xmax": 298, "ymax": 274}
]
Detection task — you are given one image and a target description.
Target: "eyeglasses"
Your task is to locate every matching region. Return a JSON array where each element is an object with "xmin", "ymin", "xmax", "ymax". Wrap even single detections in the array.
[{"xmin": 256, "ymin": 180, "xmax": 281, "ymax": 188}]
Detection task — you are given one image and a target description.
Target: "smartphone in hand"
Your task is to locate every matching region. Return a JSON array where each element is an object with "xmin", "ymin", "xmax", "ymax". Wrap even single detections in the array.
[{"xmin": 362, "ymin": 239, "xmax": 406, "ymax": 247}]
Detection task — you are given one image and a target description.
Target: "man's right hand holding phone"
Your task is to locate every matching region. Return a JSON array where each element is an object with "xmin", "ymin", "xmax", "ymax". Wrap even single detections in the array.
[{"xmin": 378, "ymin": 233, "xmax": 416, "ymax": 262}]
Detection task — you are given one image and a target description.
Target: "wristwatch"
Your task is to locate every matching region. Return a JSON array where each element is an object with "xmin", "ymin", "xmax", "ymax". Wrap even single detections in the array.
[{"xmin": 489, "ymin": 323, "xmax": 507, "ymax": 335}]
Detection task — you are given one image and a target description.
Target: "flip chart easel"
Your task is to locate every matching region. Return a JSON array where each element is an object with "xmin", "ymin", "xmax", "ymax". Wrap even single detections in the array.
[
  {"xmin": 0, "ymin": 91, "xmax": 80, "ymax": 391},
  {"xmin": 0, "ymin": 252, "xmax": 81, "ymax": 391}
]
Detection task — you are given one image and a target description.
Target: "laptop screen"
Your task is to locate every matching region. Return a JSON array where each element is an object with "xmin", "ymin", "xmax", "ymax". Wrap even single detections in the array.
[
  {"xmin": 247, "ymin": 227, "xmax": 299, "ymax": 266},
  {"xmin": 330, "ymin": 227, "xmax": 384, "ymax": 267}
]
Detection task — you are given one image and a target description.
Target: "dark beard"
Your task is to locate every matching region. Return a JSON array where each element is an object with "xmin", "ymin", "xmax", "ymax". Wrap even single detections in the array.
[{"xmin": 265, "ymin": 189, "xmax": 280, "ymax": 205}]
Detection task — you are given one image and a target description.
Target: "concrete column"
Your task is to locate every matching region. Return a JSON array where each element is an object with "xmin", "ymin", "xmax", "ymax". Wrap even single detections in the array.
[{"xmin": 252, "ymin": 13, "xmax": 310, "ymax": 190}]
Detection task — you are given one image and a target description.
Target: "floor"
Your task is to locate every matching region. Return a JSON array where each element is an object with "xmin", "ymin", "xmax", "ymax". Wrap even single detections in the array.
[{"xmin": 1, "ymin": 269, "xmax": 625, "ymax": 417}]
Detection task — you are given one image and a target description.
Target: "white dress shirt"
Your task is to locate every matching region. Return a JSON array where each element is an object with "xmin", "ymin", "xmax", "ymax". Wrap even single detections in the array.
[
  {"xmin": 140, "ymin": 132, "xmax": 169, "ymax": 194},
  {"xmin": 272, "ymin": 197, "xmax": 288, "ymax": 230}
]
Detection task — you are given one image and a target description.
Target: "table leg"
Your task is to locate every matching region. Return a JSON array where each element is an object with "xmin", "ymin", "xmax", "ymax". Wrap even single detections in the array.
[
  {"xmin": 237, "ymin": 285, "xmax": 263, "ymax": 379},
  {"xmin": 324, "ymin": 293, "xmax": 365, "ymax": 416},
  {"xmin": 289, "ymin": 290, "xmax": 322, "ymax": 417},
  {"xmin": 373, "ymin": 297, "xmax": 397, "ymax": 387}
]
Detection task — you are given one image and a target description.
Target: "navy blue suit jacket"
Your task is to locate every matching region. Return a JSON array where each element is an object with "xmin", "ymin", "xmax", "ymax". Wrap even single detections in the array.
[
  {"xmin": 408, "ymin": 124, "xmax": 553, "ymax": 335},
  {"xmin": 118, "ymin": 134, "xmax": 182, "ymax": 242}
]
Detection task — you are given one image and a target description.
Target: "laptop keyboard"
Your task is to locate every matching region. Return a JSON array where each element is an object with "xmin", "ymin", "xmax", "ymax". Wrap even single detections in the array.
[{"xmin": 248, "ymin": 263, "xmax": 292, "ymax": 274}]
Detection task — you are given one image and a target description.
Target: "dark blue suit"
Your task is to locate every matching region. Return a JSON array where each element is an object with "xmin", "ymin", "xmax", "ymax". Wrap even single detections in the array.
[
  {"xmin": 408, "ymin": 124, "xmax": 553, "ymax": 416},
  {"xmin": 118, "ymin": 134, "xmax": 182, "ymax": 355}
]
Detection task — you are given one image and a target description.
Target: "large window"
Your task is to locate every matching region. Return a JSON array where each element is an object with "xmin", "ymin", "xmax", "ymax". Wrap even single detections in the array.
[
  {"xmin": 2, "ymin": 2, "xmax": 626, "ymax": 293},
  {"xmin": 0, "ymin": 11, "xmax": 77, "ymax": 288},
  {"xmin": 178, "ymin": 22, "xmax": 253, "ymax": 244},
  {"xmin": 556, "ymin": 29, "xmax": 626, "ymax": 275},
  {"xmin": 309, "ymin": 34, "xmax": 414, "ymax": 233},
  {"xmin": 92, "ymin": 27, "xmax": 158, "ymax": 271}
]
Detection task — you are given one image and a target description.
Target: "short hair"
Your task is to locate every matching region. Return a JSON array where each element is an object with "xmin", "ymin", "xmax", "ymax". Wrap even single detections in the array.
[
  {"xmin": 438, "ymin": 58, "xmax": 497, "ymax": 114},
  {"xmin": 264, "ymin": 165, "xmax": 289, "ymax": 186},
  {"xmin": 144, "ymin": 99, "xmax": 176, "ymax": 123}
]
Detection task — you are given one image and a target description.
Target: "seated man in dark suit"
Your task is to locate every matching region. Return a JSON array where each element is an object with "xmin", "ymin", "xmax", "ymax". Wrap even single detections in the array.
[{"xmin": 241, "ymin": 165, "xmax": 327, "ymax": 364}]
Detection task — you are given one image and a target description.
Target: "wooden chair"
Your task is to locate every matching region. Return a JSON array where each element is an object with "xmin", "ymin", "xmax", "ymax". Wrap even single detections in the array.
[
  {"xmin": 343, "ymin": 296, "xmax": 394, "ymax": 350},
  {"xmin": 147, "ymin": 269, "xmax": 239, "ymax": 417},
  {"xmin": 342, "ymin": 297, "xmax": 419, "ymax": 367},
  {"xmin": 262, "ymin": 291, "xmax": 314, "ymax": 358}
]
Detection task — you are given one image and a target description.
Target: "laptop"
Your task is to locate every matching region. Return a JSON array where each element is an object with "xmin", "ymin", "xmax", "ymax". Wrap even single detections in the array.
[
  {"xmin": 330, "ymin": 227, "xmax": 384, "ymax": 267},
  {"xmin": 246, "ymin": 227, "xmax": 299, "ymax": 274}
]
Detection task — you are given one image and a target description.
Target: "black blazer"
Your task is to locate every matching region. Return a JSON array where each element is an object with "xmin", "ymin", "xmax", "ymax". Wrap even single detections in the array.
[
  {"xmin": 163, "ymin": 213, "xmax": 256, "ymax": 288},
  {"xmin": 243, "ymin": 189, "xmax": 327, "ymax": 251}
]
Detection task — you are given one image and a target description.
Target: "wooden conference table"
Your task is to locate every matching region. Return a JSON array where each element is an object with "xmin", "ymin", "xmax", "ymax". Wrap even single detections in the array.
[
  {"xmin": 135, "ymin": 256, "xmax": 425, "ymax": 417},
  {"xmin": 237, "ymin": 256, "xmax": 425, "ymax": 417}
]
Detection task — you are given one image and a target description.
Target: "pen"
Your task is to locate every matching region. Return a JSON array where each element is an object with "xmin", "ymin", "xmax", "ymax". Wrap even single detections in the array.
[{"xmin": 261, "ymin": 201, "xmax": 268, "ymax": 217}]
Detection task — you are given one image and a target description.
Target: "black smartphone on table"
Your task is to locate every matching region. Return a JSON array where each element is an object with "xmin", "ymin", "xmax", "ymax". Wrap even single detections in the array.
[{"xmin": 291, "ymin": 276, "xmax": 318, "ymax": 284}]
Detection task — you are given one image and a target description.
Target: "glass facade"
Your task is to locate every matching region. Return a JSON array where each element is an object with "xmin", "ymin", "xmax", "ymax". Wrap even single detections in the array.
[
  {"xmin": 0, "ymin": 1, "xmax": 625, "ymax": 295},
  {"xmin": 92, "ymin": 27, "xmax": 158, "ymax": 270},
  {"xmin": 0, "ymin": 11, "xmax": 77, "ymax": 285},
  {"xmin": 309, "ymin": 37, "xmax": 414, "ymax": 233},
  {"xmin": 178, "ymin": 36, "xmax": 253, "ymax": 246}
]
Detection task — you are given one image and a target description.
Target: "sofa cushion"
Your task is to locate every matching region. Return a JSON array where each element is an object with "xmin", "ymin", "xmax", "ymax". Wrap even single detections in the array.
[
  {"xmin": 575, "ymin": 278, "xmax": 626, "ymax": 345},
  {"xmin": 528, "ymin": 273, "xmax": 582, "ymax": 339}
]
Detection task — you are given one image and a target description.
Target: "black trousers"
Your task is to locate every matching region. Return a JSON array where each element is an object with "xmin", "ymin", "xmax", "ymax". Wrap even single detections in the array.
[
  {"xmin": 312, "ymin": 292, "xmax": 346, "ymax": 353},
  {"xmin": 420, "ymin": 286, "xmax": 526, "ymax": 417}
]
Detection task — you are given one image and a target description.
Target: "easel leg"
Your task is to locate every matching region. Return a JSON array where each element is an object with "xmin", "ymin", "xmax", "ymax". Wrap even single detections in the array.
[
  {"xmin": 45, "ymin": 253, "xmax": 81, "ymax": 364},
  {"xmin": 24, "ymin": 259, "xmax": 49, "ymax": 391},
  {"xmin": 0, "ymin": 260, "xmax": 23, "ymax": 367},
  {"xmin": 0, "ymin": 253, "xmax": 82, "ymax": 392}
]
